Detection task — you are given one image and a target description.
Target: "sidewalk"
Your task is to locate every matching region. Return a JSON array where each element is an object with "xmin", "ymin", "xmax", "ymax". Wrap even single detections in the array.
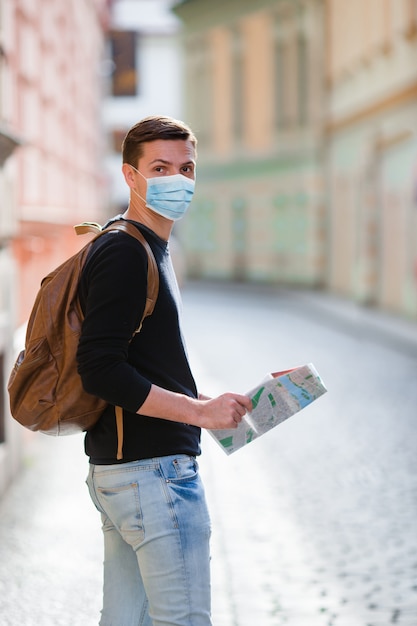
[
  {"xmin": 191, "ymin": 280, "xmax": 417, "ymax": 358},
  {"xmin": 288, "ymin": 287, "xmax": 417, "ymax": 358},
  {"xmin": 0, "ymin": 435, "xmax": 103, "ymax": 626}
]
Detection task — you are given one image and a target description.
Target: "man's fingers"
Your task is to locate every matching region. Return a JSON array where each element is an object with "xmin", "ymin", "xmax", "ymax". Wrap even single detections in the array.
[
  {"xmin": 235, "ymin": 394, "xmax": 253, "ymax": 412},
  {"xmin": 234, "ymin": 395, "xmax": 252, "ymax": 413},
  {"xmin": 230, "ymin": 396, "xmax": 251, "ymax": 424}
]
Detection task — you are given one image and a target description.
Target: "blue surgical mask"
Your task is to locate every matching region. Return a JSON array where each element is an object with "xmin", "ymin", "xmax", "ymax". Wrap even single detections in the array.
[{"xmin": 131, "ymin": 167, "xmax": 195, "ymax": 221}]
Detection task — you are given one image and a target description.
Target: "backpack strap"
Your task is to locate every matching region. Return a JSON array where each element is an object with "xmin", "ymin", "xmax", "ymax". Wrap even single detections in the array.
[
  {"xmin": 73, "ymin": 222, "xmax": 102, "ymax": 236},
  {"xmin": 75, "ymin": 219, "xmax": 160, "ymax": 460},
  {"xmin": 115, "ymin": 405, "xmax": 124, "ymax": 462},
  {"xmin": 74, "ymin": 220, "xmax": 159, "ymax": 331}
]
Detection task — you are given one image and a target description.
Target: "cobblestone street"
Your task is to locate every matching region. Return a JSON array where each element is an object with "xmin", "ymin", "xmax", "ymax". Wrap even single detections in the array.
[
  {"xmin": 0, "ymin": 282, "xmax": 416, "ymax": 625},
  {"xmin": 182, "ymin": 282, "xmax": 417, "ymax": 626}
]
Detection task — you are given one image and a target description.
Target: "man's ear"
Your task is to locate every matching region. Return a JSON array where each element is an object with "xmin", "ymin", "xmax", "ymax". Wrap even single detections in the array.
[{"xmin": 122, "ymin": 163, "xmax": 135, "ymax": 188}]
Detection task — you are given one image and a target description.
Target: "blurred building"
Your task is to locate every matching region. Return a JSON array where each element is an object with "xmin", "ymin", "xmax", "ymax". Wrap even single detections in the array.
[
  {"xmin": 173, "ymin": 0, "xmax": 327, "ymax": 288},
  {"xmin": 173, "ymin": 0, "xmax": 417, "ymax": 319},
  {"xmin": 0, "ymin": 0, "xmax": 110, "ymax": 494},
  {"xmin": 101, "ymin": 0, "xmax": 186, "ymax": 279},
  {"xmin": 326, "ymin": 0, "xmax": 417, "ymax": 315},
  {"xmin": 102, "ymin": 0, "xmax": 183, "ymax": 212}
]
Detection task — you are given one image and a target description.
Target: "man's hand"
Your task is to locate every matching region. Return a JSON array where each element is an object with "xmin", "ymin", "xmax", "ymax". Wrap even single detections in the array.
[
  {"xmin": 138, "ymin": 386, "xmax": 252, "ymax": 430},
  {"xmin": 195, "ymin": 393, "xmax": 252, "ymax": 430}
]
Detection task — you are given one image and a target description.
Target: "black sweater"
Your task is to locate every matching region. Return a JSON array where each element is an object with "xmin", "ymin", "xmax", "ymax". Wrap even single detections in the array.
[{"xmin": 76, "ymin": 218, "xmax": 200, "ymax": 464}]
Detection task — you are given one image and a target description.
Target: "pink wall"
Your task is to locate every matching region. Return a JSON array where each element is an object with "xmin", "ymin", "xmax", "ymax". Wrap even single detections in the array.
[{"xmin": 5, "ymin": 0, "xmax": 111, "ymax": 323}]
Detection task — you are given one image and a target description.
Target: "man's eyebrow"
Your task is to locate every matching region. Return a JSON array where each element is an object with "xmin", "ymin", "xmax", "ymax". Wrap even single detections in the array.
[
  {"xmin": 149, "ymin": 159, "xmax": 172, "ymax": 165},
  {"xmin": 149, "ymin": 159, "xmax": 195, "ymax": 166}
]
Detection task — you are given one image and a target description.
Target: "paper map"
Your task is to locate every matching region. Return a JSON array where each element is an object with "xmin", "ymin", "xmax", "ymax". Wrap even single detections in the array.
[{"xmin": 208, "ymin": 363, "xmax": 327, "ymax": 455}]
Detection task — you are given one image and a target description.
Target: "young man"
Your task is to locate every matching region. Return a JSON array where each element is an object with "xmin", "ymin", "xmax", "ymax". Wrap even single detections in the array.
[{"xmin": 77, "ymin": 116, "xmax": 252, "ymax": 626}]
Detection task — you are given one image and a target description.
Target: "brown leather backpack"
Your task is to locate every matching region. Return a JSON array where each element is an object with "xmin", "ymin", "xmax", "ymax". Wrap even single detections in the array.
[{"xmin": 7, "ymin": 220, "xmax": 159, "ymax": 460}]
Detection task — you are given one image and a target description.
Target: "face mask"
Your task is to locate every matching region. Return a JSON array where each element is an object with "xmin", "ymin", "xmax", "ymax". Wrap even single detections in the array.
[{"xmin": 131, "ymin": 166, "xmax": 195, "ymax": 221}]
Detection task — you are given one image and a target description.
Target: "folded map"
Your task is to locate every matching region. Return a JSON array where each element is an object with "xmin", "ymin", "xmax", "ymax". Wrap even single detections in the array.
[{"xmin": 208, "ymin": 363, "xmax": 327, "ymax": 455}]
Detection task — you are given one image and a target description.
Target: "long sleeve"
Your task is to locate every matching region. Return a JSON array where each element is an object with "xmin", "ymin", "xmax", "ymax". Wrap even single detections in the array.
[{"xmin": 77, "ymin": 230, "xmax": 152, "ymax": 412}]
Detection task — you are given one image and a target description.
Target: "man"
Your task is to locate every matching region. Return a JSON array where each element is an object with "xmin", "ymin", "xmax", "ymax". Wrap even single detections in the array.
[{"xmin": 77, "ymin": 115, "xmax": 252, "ymax": 626}]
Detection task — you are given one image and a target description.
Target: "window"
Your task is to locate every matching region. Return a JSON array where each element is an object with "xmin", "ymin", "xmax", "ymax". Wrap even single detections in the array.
[
  {"xmin": 112, "ymin": 129, "xmax": 127, "ymax": 153},
  {"xmin": 189, "ymin": 37, "xmax": 212, "ymax": 149},
  {"xmin": 231, "ymin": 27, "xmax": 244, "ymax": 142},
  {"xmin": 406, "ymin": 0, "xmax": 417, "ymax": 38},
  {"xmin": 274, "ymin": 39, "xmax": 285, "ymax": 129},
  {"xmin": 297, "ymin": 34, "xmax": 308, "ymax": 125},
  {"xmin": 109, "ymin": 30, "xmax": 137, "ymax": 97}
]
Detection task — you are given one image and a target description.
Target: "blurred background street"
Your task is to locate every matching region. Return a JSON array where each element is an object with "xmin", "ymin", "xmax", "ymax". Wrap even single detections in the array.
[{"xmin": 0, "ymin": 281, "xmax": 416, "ymax": 626}]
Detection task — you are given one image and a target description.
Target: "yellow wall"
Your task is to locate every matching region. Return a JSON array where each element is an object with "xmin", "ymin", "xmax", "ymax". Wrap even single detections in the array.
[{"xmin": 175, "ymin": 0, "xmax": 417, "ymax": 317}]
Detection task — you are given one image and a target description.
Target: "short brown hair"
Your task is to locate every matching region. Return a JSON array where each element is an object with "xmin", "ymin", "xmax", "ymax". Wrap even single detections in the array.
[{"xmin": 122, "ymin": 115, "xmax": 197, "ymax": 167}]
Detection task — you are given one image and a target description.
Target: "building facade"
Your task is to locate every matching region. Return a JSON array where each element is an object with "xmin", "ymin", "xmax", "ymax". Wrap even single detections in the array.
[
  {"xmin": 174, "ymin": 0, "xmax": 327, "ymax": 287},
  {"xmin": 0, "ymin": 0, "xmax": 110, "ymax": 495},
  {"xmin": 173, "ymin": 0, "xmax": 417, "ymax": 318},
  {"xmin": 326, "ymin": 0, "xmax": 417, "ymax": 315}
]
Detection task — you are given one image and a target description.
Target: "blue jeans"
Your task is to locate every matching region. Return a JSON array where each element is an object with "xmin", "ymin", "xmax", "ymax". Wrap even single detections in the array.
[{"xmin": 86, "ymin": 455, "xmax": 212, "ymax": 626}]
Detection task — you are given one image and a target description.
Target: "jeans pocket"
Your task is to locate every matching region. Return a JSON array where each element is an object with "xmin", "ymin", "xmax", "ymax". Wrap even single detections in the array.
[
  {"xmin": 95, "ymin": 480, "xmax": 145, "ymax": 547},
  {"xmin": 162, "ymin": 456, "xmax": 199, "ymax": 483}
]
